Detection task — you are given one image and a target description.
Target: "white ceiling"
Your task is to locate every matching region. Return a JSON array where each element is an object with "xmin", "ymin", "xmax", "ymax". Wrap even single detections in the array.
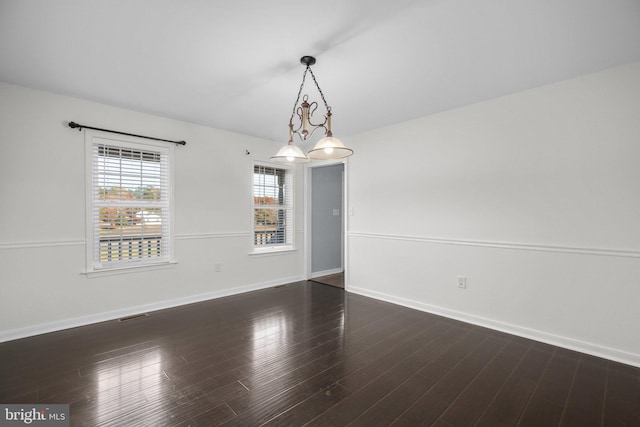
[{"xmin": 1, "ymin": 0, "xmax": 640, "ymax": 149}]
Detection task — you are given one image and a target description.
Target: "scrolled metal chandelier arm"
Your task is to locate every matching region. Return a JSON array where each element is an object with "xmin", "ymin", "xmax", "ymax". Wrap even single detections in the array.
[
  {"xmin": 293, "ymin": 95, "xmax": 328, "ymax": 140},
  {"xmin": 288, "ymin": 58, "xmax": 334, "ymax": 142}
]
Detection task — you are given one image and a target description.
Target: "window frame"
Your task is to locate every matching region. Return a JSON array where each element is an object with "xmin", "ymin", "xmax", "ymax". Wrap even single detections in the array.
[
  {"xmin": 84, "ymin": 130, "xmax": 176, "ymax": 274},
  {"xmin": 250, "ymin": 161, "xmax": 296, "ymax": 255}
]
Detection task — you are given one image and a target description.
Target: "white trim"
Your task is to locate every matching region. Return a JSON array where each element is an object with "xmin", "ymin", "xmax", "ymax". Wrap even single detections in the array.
[
  {"xmin": 247, "ymin": 230, "xmax": 304, "ymax": 255},
  {"xmin": 311, "ymin": 268, "xmax": 343, "ymax": 279},
  {"xmin": 0, "ymin": 275, "xmax": 305, "ymax": 343},
  {"xmin": 249, "ymin": 247, "xmax": 298, "ymax": 256},
  {"xmin": 343, "ymin": 161, "xmax": 349, "ymax": 290},
  {"xmin": 82, "ymin": 261, "xmax": 178, "ymax": 277},
  {"xmin": 349, "ymin": 232, "xmax": 640, "ymax": 259},
  {"xmin": 0, "ymin": 230, "xmax": 299, "ymax": 250},
  {"xmin": 0, "ymin": 240, "xmax": 85, "ymax": 250},
  {"xmin": 347, "ymin": 285, "xmax": 640, "ymax": 368},
  {"xmin": 304, "ymin": 166, "xmax": 311, "ymax": 278}
]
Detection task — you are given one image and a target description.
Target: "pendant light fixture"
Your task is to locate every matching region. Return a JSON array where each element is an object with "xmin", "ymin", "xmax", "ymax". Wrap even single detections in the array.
[{"xmin": 270, "ymin": 56, "xmax": 353, "ymax": 163}]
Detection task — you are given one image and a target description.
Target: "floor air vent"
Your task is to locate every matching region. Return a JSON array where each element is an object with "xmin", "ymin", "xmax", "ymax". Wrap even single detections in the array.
[{"xmin": 118, "ymin": 313, "xmax": 149, "ymax": 322}]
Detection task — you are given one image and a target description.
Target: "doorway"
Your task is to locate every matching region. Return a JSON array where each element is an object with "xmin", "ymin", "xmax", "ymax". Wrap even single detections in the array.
[{"xmin": 305, "ymin": 163, "xmax": 346, "ymax": 289}]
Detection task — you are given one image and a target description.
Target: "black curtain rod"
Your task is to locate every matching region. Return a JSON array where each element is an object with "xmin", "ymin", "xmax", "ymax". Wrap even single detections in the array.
[{"xmin": 68, "ymin": 121, "xmax": 186, "ymax": 146}]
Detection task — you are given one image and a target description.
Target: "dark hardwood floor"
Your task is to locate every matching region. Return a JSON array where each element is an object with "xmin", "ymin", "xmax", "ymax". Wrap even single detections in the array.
[
  {"xmin": 310, "ymin": 272, "xmax": 344, "ymax": 289},
  {"xmin": 1, "ymin": 281, "xmax": 638, "ymax": 426}
]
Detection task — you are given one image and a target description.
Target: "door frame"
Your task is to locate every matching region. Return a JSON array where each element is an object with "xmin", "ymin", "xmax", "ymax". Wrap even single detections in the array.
[{"xmin": 303, "ymin": 159, "xmax": 349, "ymax": 289}]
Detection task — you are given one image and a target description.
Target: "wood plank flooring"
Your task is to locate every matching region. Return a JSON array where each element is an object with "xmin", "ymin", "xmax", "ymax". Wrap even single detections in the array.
[
  {"xmin": 310, "ymin": 272, "xmax": 344, "ymax": 289},
  {"xmin": 1, "ymin": 281, "xmax": 638, "ymax": 426}
]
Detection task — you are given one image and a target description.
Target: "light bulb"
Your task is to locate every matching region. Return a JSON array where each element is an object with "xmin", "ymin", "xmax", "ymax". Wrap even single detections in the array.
[
  {"xmin": 287, "ymin": 156, "xmax": 294, "ymax": 161},
  {"xmin": 324, "ymin": 147, "xmax": 334, "ymax": 154}
]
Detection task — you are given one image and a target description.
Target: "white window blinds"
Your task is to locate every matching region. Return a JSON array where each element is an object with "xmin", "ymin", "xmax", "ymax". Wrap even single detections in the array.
[
  {"xmin": 253, "ymin": 164, "xmax": 293, "ymax": 248},
  {"xmin": 91, "ymin": 140, "xmax": 170, "ymax": 269}
]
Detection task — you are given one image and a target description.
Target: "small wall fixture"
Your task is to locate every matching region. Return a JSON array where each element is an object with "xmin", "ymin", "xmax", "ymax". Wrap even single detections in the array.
[{"xmin": 270, "ymin": 56, "xmax": 353, "ymax": 164}]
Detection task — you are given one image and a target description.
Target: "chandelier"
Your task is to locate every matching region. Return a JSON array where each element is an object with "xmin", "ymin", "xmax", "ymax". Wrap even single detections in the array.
[{"xmin": 271, "ymin": 56, "xmax": 354, "ymax": 163}]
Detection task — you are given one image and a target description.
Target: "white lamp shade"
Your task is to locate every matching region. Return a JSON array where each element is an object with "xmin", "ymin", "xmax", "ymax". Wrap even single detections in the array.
[
  {"xmin": 270, "ymin": 144, "xmax": 310, "ymax": 163},
  {"xmin": 307, "ymin": 136, "xmax": 353, "ymax": 160}
]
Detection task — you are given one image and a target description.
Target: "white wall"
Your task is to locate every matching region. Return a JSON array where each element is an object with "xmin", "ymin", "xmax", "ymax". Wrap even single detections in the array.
[
  {"xmin": 347, "ymin": 61, "xmax": 640, "ymax": 367},
  {"xmin": 0, "ymin": 83, "xmax": 305, "ymax": 340}
]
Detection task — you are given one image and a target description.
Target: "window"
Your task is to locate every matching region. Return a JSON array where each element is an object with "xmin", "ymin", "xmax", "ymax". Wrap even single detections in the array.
[
  {"xmin": 87, "ymin": 134, "xmax": 173, "ymax": 271},
  {"xmin": 252, "ymin": 164, "xmax": 294, "ymax": 251}
]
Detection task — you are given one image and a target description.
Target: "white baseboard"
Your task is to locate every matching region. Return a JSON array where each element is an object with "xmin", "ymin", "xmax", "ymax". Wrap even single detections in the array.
[
  {"xmin": 310, "ymin": 268, "xmax": 343, "ymax": 279},
  {"xmin": 348, "ymin": 285, "xmax": 640, "ymax": 368},
  {"xmin": 0, "ymin": 275, "xmax": 305, "ymax": 343}
]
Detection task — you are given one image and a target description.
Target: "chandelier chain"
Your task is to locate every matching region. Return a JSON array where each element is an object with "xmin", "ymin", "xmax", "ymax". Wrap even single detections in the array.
[{"xmin": 307, "ymin": 67, "xmax": 331, "ymax": 111}]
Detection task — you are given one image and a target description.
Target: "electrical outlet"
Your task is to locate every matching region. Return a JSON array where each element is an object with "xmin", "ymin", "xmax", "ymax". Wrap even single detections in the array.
[
  {"xmin": 457, "ymin": 276, "xmax": 467, "ymax": 289},
  {"xmin": 214, "ymin": 263, "xmax": 222, "ymax": 272}
]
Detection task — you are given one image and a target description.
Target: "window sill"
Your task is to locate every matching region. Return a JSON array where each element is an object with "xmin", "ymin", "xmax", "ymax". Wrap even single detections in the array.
[
  {"xmin": 82, "ymin": 261, "xmax": 178, "ymax": 278},
  {"xmin": 249, "ymin": 246, "xmax": 297, "ymax": 256}
]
